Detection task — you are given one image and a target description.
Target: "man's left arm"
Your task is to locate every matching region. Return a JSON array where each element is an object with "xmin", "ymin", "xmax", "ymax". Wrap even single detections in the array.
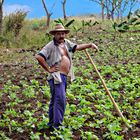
[{"xmin": 75, "ymin": 43, "xmax": 99, "ymax": 52}]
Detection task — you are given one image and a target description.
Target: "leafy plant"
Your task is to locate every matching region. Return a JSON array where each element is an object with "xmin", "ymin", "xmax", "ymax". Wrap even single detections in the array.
[
  {"xmin": 0, "ymin": 132, "xmax": 11, "ymax": 140},
  {"xmin": 30, "ymin": 132, "xmax": 41, "ymax": 140},
  {"xmin": 81, "ymin": 131, "xmax": 99, "ymax": 140},
  {"xmin": 0, "ymin": 16, "xmax": 140, "ymax": 139},
  {"xmin": 54, "ymin": 18, "xmax": 75, "ymax": 27},
  {"xmin": 112, "ymin": 12, "xmax": 140, "ymax": 33},
  {"xmin": 50, "ymin": 126, "xmax": 73, "ymax": 139},
  {"xmin": 37, "ymin": 114, "xmax": 49, "ymax": 130},
  {"xmin": 4, "ymin": 10, "xmax": 27, "ymax": 37}
]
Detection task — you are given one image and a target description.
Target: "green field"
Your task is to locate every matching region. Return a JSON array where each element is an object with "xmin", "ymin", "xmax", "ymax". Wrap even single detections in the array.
[{"xmin": 0, "ymin": 17, "xmax": 140, "ymax": 139}]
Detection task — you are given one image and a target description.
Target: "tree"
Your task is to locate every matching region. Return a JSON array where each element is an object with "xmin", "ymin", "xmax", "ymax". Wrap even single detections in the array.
[
  {"xmin": 41, "ymin": 0, "xmax": 52, "ymax": 28},
  {"xmin": 101, "ymin": 0, "xmax": 105, "ymax": 20},
  {"xmin": 62, "ymin": 0, "xmax": 67, "ymax": 20},
  {"xmin": 104, "ymin": 0, "xmax": 118, "ymax": 20},
  {"xmin": 90, "ymin": 0, "xmax": 105, "ymax": 20},
  {"xmin": 116, "ymin": 0, "xmax": 139, "ymax": 20},
  {"xmin": 128, "ymin": 0, "xmax": 139, "ymax": 14},
  {"xmin": 90, "ymin": 0, "xmax": 140, "ymax": 20},
  {"xmin": 0, "ymin": 0, "xmax": 4, "ymax": 34}
]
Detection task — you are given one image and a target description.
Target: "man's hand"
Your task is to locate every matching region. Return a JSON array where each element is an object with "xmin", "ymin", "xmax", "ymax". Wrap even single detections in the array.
[
  {"xmin": 49, "ymin": 64, "xmax": 60, "ymax": 73},
  {"xmin": 91, "ymin": 43, "xmax": 99, "ymax": 52}
]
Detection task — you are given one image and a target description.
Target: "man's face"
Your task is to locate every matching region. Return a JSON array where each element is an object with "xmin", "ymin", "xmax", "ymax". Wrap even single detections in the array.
[{"xmin": 54, "ymin": 31, "xmax": 66, "ymax": 44}]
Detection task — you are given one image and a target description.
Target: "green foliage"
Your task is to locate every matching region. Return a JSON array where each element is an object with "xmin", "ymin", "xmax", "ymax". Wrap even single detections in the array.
[
  {"xmin": 31, "ymin": 18, "xmax": 46, "ymax": 30},
  {"xmin": 54, "ymin": 18, "xmax": 75, "ymax": 27},
  {"xmin": 81, "ymin": 131, "xmax": 99, "ymax": 140},
  {"xmin": 50, "ymin": 126, "xmax": 73, "ymax": 139},
  {"xmin": 54, "ymin": 18, "xmax": 64, "ymax": 25},
  {"xmin": 81, "ymin": 20, "xmax": 99, "ymax": 33},
  {"xmin": 65, "ymin": 19, "xmax": 75, "ymax": 27},
  {"xmin": 134, "ymin": 9, "xmax": 140, "ymax": 17},
  {"xmin": 30, "ymin": 132, "xmax": 41, "ymax": 140},
  {"xmin": 37, "ymin": 114, "xmax": 49, "ymax": 130},
  {"xmin": 0, "ymin": 132, "xmax": 11, "ymax": 140},
  {"xmin": 128, "ymin": 17, "xmax": 138, "ymax": 25},
  {"xmin": 4, "ymin": 10, "xmax": 27, "ymax": 37},
  {"xmin": 0, "ymin": 17, "xmax": 140, "ymax": 139},
  {"xmin": 112, "ymin": 12, "xmax": 140, "ymax": 33},
  {"xmin": 82, "ymin": 20, "xmax": 99, "ymax": 27},
  {"xmin": 0, "ymin": 36, "xmax": 10, "ymax": 46}
]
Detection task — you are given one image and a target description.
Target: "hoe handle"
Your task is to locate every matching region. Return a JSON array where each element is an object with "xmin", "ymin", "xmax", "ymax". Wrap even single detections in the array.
[{"xmin": 84, "ymin": 49, "xmax": 130, "ymax": 127}]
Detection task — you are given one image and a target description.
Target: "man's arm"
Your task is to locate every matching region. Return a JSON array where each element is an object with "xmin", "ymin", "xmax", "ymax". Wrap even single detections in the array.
[
  {"xmin": 75, "ymin": 43, "xmax": 99, "ymax": 52},
  {"xmin": 35, "ymin": 54, "xmax": 60, "ymax": 73}
]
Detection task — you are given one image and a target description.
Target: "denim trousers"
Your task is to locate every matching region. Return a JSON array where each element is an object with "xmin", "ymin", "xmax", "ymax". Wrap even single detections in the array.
[{"xmin": 47, "ymin": 74, "xmax": 67, "ymax": 129}]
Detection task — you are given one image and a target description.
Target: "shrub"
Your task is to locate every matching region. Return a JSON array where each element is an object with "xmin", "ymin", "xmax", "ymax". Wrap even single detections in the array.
[{"xmin": 4, "ymin": 10, "xmax": 27, "ymax": 37}]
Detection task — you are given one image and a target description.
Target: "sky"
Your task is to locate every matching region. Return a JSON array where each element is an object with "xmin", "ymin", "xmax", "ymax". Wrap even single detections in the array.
[{"xmin": 3, "ymin": 0, "xmax": 140, "ymax": 19}]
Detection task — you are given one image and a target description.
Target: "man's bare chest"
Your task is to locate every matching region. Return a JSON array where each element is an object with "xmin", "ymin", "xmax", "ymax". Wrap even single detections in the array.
[{"xmin": 58, "ymin": 45, "xmax": 68, "ymax": 57}]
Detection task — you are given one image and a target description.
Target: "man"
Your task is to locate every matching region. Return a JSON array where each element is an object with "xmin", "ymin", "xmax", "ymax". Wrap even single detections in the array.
[{"xmin": 35, "ymin": 23, "xmax": 98, "ymax": 130}]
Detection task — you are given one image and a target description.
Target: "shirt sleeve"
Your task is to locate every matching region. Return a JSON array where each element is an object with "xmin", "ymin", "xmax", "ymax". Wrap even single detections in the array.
[
  {"xmin": 38, "ymin": 52, "xmax": 46, "ymax": 61},
  {"xmin": 71, "ymin": 45, "xmax": 77, "ymax": 53},
  {"xmin": 66, "ymin": 40, "xmax": 77, "ymax": 53},
  {"xmin": 38, "ymin": 44, "xmax": 51, "ymax": 61}
]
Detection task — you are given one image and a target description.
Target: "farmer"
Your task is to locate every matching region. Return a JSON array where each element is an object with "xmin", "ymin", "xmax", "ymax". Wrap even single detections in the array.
[{"xmin": 35, "ymin": 23, "xmax": 98, "ymax": 130}]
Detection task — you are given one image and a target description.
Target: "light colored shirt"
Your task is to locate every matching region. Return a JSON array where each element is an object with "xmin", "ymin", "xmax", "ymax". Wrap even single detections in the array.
[{"xmin": 38, "ymin": 38, "xmax": 77, "ymax": 84}]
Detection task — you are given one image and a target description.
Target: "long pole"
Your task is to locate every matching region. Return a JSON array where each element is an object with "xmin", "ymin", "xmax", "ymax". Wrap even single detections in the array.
[{"xmin": 84, "ymin": 49, "xmax": 130, "ymax": 128}]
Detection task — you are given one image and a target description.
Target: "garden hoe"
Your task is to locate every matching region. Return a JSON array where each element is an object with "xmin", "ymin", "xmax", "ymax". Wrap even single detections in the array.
[{"xmin": 84, "ymin": 49, "xmax": 130, "ymax": 128}]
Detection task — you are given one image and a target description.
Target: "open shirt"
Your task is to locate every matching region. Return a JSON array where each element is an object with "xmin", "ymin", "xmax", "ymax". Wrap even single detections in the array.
[{"xmin": 38, "ymin": 38, "xmax": 77, "ymax": 84}]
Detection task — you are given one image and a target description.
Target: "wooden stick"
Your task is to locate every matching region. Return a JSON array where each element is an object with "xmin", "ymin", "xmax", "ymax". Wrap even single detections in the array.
[{"xmin": 84, "ymin": 49, "xmax": 130, "ymax": 128}]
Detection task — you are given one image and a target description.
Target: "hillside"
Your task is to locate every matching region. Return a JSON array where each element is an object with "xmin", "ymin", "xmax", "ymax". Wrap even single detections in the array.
[{"xmin": 0, "ymin": 16, "xmax": 140, "ymax": 139}]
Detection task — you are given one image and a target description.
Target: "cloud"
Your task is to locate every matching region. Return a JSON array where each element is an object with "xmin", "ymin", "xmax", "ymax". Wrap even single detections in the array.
[{"xmin": 4, "ymin": 4, "xmax": 31, "ymax": 16}]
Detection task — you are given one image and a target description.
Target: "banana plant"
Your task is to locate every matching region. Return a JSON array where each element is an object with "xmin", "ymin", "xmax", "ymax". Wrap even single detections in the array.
[
  {"xmin": 54, "ymin": 18, "xmax": 75, "ymax": 27},
  {"xmin": 81, "ymin": 20, "xmax": 99, "ymax": 32},
  {"xmin": 72, "ymin": 25, "xmax": 82, "ymax": 35},
  {"xmin": 112, "ymin": 12, "xmax": 140, "ymax": 33}
]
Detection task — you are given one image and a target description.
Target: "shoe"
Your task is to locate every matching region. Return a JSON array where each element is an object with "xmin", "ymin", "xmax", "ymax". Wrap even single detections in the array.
[{"xmin": 48, "ymin": 126, "xmax": 55, "ymax": 132}]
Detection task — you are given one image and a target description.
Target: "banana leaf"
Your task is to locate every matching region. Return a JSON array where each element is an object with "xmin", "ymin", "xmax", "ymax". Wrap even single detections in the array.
[
  {"xmin": 134, "ymin": 21, "xmax": 140, "ymax": 25},
  {"xmin": 65, "ymin": 19, "xmax": 75, "ymax": 27},
  {"xmin": 54, "ymin": 18, "xmax": 64, "ymax": 25},
  {"xmin": 112, "ymin": 22, "xmax": 117, "ymax": 30},
  {"xmin": 128, "ymin": 18, "xmax": 138, "ymax": 25},
  {"xmin": 117, "ymin": 27, "xmax": 127, "ymax": 33},
  {"xmin": 117, "ymin": 21, "xmax": 127, "ymax": 27}
]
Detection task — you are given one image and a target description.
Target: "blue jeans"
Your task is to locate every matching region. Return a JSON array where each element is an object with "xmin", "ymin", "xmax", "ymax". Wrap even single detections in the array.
[{"xmin": 47, "ymin": 74, "xmax": 67, "ymax": 129}]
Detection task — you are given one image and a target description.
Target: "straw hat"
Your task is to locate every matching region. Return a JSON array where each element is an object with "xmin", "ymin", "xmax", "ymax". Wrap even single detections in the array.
[{"xmin": 49, "ymin": 23, "xmax": 70, "ymax": 35}]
